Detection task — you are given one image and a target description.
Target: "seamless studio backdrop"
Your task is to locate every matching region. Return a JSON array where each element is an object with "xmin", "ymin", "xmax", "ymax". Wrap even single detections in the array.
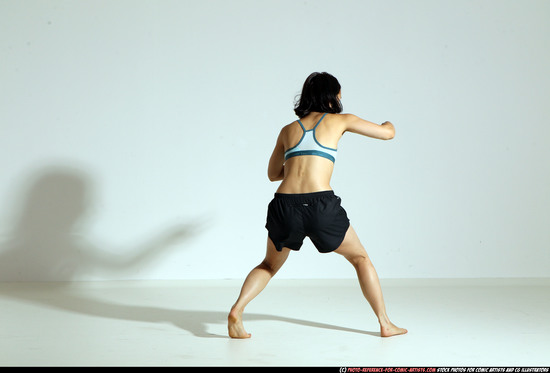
[{"xmin": 1, "ymin": 0, "xmax": 549, "ymax": 282}]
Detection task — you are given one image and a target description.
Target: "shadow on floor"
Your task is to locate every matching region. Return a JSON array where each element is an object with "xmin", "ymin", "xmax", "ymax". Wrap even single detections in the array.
[{"xmin": 0, "ymin": 283, "xmax": 380, "ymax": 338}]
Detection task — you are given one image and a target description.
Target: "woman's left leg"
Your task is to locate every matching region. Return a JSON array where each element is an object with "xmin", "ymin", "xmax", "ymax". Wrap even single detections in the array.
[
  {"xmin": 334, "ymin": 225, "xmax": 407, "ymax": 337},
  {"xmin": 228, "ymin": 236, "xmax": 290, "ymax": 338}
]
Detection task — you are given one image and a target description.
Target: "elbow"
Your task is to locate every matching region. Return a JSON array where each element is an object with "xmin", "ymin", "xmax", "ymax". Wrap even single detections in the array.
[
  {"xmin": 267, "ymin": 171, "xmax": 280, "ymax": 182},
  {"xmin": 268, "ymin": 167, "xmax": 284, "ymax": 182}
]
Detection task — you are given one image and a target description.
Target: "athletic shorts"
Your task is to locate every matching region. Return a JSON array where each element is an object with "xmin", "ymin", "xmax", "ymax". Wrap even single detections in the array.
[{"xmin": 265, "ymin": 190, "xmax": 350, "ymax": 253}]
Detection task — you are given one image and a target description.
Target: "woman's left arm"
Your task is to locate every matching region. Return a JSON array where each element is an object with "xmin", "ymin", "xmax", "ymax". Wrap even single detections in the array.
[{"xmin": 267, "ymin": 129, "xmax": 285, "ymax": 181}]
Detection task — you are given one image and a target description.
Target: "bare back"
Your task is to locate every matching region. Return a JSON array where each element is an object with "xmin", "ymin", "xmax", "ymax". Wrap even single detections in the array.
[
  {"xmin": 267, "ymin": 112, "xmax": 395, "ymax": 194},
  {"xmin": 277, "ymin": 113, "xmax": 343, "ymax": 193}
]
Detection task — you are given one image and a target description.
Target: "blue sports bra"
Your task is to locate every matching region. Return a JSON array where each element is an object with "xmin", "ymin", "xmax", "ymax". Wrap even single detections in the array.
[{"xmin": 284, "ymin": 113, "xmax": 338, "ymax": 163}]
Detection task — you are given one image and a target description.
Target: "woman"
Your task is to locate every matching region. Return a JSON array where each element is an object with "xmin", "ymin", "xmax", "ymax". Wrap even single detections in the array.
[{"xmin": 228, "ymin": 72, "xmax": 407, "ymax": 338}]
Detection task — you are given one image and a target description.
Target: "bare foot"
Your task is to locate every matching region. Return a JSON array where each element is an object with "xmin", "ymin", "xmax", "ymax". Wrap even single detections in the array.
[
  {"xmin": 380, "ymin": 322, "xmax": 408, "ymax": 337},
  {"xmin": 228, "ymin": 308, "xmax": 251, "ymax": 339}
]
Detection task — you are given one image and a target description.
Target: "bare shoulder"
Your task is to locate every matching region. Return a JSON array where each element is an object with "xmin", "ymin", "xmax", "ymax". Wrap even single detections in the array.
[
  {"xmin": 281, "ymin": 120, "xmax": 302, "ymax": 135},
  {"xmin": 329, "ymin": 113, "xmax": 395, "ymax": 140},
  {"xmin": 324, "ymin": 113, "xmax": 356, "ymax": 132},
  {"xmin": 276, "ymin": 120, "xmax": 299, "ymax": 146},
  {"xmin": 281, "ymin": 121, "xmax": 297, "ymax": 132},
  {"xmin": 329, "ymin": 113, "xmax": 359, "ymax": 123}
]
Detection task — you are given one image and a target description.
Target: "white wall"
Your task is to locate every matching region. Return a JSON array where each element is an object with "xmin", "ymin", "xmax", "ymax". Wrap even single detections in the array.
[{"xmin": 1, "ymin": 0, "xmax": 549, "ymax": 281}]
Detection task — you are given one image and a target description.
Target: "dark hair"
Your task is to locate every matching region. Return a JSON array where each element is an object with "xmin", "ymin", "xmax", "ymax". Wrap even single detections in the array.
[{"xmin": 294, "ymin": 72, "xmax": 343, "ymax": 118}]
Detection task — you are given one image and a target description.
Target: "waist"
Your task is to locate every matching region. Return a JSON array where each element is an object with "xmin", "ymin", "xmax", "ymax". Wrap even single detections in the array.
[
  {"xmin": 276, "ymin": 179, "xmax": 332, "ymax": 194},
  {"xmin": 274, "ymin": 190, "xmax": 335, "ymax": 203}
]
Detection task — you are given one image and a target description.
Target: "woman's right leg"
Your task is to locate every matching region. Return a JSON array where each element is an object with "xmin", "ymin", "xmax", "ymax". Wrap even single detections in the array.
[
  {"xmin": 334, "ymin": 225, "xmax": 407, "ymax": 337},
  {"xmin": 228, "ymin": 237, "xmax": 290, "ymax": 338}
]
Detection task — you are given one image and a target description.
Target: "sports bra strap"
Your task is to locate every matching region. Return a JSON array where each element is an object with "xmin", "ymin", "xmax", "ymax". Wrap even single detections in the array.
[
  {"xmin": 297, "ymin": 113, "xmax": 327, "ymax": 132},
  {"xmin": 284, "ymin": 113, "xmax": 337, "ymax": 163},
  {"xmin": 313, "ymin": 113, "xmax": 327, "ymax": 129}
]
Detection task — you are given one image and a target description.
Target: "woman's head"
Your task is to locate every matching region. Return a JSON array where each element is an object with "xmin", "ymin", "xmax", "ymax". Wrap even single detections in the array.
[{"xmin": 294, "ymin": 72, "xmax": 342, "ymax": 118}]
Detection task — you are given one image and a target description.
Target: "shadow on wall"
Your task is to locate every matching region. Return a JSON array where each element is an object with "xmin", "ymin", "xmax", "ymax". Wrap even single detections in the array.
[{"xmin": 0, "ymin": 166, "xmax": 203, "ymax": 281}]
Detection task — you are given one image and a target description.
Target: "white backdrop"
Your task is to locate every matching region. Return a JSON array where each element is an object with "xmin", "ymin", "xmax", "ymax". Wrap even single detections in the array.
[{"xmin": 1, "ymin": 0, "xmax": 549, "ymax": 281}]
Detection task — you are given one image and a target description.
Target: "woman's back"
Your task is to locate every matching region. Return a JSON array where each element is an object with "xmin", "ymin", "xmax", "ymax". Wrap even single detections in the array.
[
  {"xmin": 276, "ymin": 112, "xmax": 344, "ymax": 194},
  {"xmin": 268, "ymin": 112, "xmax": 395, "ymax": 194}
]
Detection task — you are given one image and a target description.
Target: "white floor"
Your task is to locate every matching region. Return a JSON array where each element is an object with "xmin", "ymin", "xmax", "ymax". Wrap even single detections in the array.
[{"xmin": 0, "ymin": 278, "xmax": 549, "ymax": 367}]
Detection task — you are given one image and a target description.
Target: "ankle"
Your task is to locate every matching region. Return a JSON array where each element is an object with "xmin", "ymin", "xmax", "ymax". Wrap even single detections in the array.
[
  {"xmin": 378, "ymin": 315, "xmax": 391, "ymax": 327},
  {"xmin": 230, "ymin": 305, "xmax": 244, "ymax": 317}
]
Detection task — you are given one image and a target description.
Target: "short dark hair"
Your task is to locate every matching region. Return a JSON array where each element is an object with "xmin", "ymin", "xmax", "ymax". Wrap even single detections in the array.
[{"xmin": 294, "ymin": 72, "xmax": 343, "ymax": 118}]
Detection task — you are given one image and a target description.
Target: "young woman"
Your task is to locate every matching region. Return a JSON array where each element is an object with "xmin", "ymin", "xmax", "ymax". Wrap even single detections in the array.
[{"xmin": 228, "ymin": 72, "xmax": 407, "ymax": 338}]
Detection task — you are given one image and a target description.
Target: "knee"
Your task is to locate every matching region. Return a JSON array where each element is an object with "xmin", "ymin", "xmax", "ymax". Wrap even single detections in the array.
[
  {"xmin": 258, "ymin": 260, "xmax": 280, "ymax": 277},
  {"xmin": 349, "ymin": 254, "xmax": 373, "ymax": 270}
]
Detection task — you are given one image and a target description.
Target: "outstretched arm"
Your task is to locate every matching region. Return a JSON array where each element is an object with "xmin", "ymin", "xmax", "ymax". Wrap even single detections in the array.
[
  {"xmin": 342, "ymin": 114, "xmax": 395, "ymax": 140},
  {"xmin": 267, "ymin": 129, "xmax": 285, "ymax": 181}
]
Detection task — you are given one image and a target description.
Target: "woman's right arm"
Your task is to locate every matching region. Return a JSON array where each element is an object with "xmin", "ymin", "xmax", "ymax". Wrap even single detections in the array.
[
  {"xmin": 341, "ymin": 114, "xmax": 395, "ymax": 140},
  {"xmin": 267, "ymin": 128, "xmax": 286, "ymax": 181}
]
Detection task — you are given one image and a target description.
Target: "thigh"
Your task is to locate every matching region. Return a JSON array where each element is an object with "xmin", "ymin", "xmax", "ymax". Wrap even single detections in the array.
[
  {"xmin": 333, "ymin": 225, "xmax": 372, "ymax": 262},
  {"xmin": 263, "ymin": 236, "xmax": 291, "ymax": 273}
]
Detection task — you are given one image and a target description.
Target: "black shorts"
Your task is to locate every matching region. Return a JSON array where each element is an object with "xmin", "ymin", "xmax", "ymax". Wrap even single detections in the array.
[{"xmin": 265, "ymin": 191, "xmax": 350, "ymax": 253}]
